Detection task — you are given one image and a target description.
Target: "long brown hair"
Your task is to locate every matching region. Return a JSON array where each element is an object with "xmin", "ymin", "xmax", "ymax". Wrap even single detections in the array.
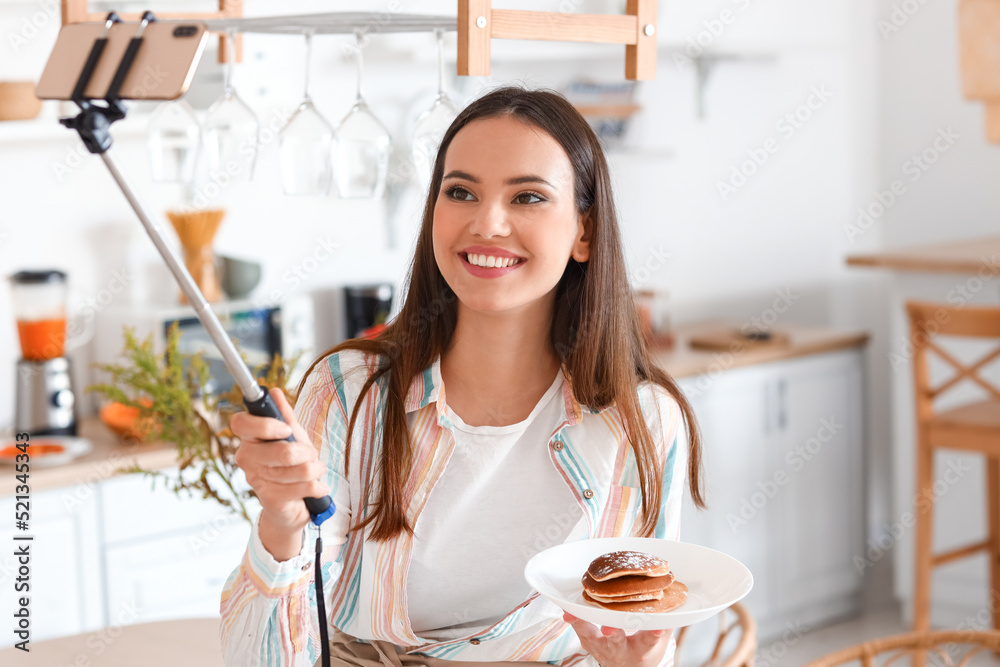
[{"xmin": 300, "ymin": 86, "xmax": 704, "ymax": 540}]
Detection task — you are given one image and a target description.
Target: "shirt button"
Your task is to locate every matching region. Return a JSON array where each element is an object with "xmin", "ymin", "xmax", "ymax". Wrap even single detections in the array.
[
  {"xmin": 552, "ymin": 441, "xmax": 564, "ymax": 451},
  {"xmin": 301, "ymin": 562, "xmax": 311, "ymax": 572},
  {"xmin": 470, "ymin": 638, "xmax": 481, "ymax": 645},
  {"xmin": 583, "ymin": 489, "xmax": 594, "ymax": 499}
]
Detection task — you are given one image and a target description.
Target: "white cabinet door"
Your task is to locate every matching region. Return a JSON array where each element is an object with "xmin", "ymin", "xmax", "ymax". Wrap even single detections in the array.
[
  {"xmin": 0, "ymin": 484, "xmax": 104, "ymax": 641},
  {"xmin": 100, "ymin": 467, "xmax": 254, "ymax": 545},
  {"xmin": 767, "ymin": 350, "xmax": 865, "ymax": 616},
  {"xmin": 678, "ymin": 364, "xmax": 775, "ymax": 624},
  {"xmin": 104, "ymin": 519, "xmax": 250, "ymax": 624},
  {"xmin": 99, "ymin": 469, "xmax": 255, "ymax": 625}
]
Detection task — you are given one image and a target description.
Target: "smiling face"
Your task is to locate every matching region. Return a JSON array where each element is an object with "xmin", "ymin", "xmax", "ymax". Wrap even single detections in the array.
[{"xmin": 432, "ymin": 115, "xmax": 591, "ymax": 317}]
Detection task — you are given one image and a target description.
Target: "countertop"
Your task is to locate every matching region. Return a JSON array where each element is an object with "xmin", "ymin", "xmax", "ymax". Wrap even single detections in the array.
[
  {"xmin": 4, "ymin": 320, "xmax": 868, "ymax": 496},
  {"xmin": 845, "ymin": 235, "xmax": 999, "ymax": 274},
  {"xmin": 656, "ymin": 320, "xmax": 868, "ymax": 379},
  {"xmin": 0, "ymin": 618, "xmax": 222, "ymax": 666},
  {"xmin": 0, "ymin": 417, "xmax": 178, "ymax": 497}
]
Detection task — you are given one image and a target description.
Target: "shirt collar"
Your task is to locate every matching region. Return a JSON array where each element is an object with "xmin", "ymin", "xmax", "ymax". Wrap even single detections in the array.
[{"xmin": 403, "ymin": 356, "xmax": 605, "ymax": 427}]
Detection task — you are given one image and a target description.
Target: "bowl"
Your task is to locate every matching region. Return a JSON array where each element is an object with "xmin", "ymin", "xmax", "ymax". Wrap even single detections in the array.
[
  {"xmin": 0, "ymin": 82, "xmax": 43, "ymax": 121},
  {"xmin": 99, "ymin": 399, "xmax": 155, "ymax": 442},
  {"xmin": 218, "ymin": 255, "xmax": 262, "ymax": 300}
]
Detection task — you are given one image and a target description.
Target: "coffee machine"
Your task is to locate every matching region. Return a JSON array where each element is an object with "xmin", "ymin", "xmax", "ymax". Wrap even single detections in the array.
[
  {"xmin": 344, "ymin": 284, "xmax": 393, "ymax": 339},
  {"xmin": 10, "ymin": 270, "xmax": 78, "ymax": 436}
]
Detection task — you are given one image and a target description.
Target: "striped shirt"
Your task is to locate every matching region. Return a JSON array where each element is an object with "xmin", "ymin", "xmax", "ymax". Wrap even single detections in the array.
[{"xmin": 220, "ymin": 350, "xmax": 687, "ymax": 666}]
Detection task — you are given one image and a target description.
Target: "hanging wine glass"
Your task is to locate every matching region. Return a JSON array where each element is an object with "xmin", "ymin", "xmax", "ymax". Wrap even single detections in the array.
[
  {"xmin": 333, "ymin": 31, "xmax": 392, "ymax": 199},
  {"xmin": 279, "ymin": 31, "xmax": 335, "ymax": 196},
  {"xmin": 147, "ymin": 98, "xmax": 200, "ymax": 183},
  {"xmin": 412, "ymin": 29, "xmax": 460, "ymax": 188},
  {"xmin": 203, "ymin": 28, "xmax": 259, "ymax": 183}
]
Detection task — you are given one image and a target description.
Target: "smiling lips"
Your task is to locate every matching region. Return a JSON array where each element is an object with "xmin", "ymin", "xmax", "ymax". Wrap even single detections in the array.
[
  {"xmin": 466, "ymin": 252, "xmax": 521, "ymax": 268},
  {"xmin": 460, "ymin": 247, "xmax": 525, "ymax": 277}
]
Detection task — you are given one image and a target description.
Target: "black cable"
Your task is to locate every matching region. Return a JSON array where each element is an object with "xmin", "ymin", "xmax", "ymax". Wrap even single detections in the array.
[{"xmin": 314, "ymin": 535, "xmax": 330, "ymax": 667}]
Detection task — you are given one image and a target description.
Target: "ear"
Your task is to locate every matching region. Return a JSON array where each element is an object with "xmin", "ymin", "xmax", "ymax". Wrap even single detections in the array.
[{"xmin": 571, "ymin": 212, "xmax": 592, "ymax": 263}]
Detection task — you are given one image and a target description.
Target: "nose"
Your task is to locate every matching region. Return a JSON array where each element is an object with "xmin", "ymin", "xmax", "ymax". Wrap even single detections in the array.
[{"xmin": 468, "ymin": 198, "xmax": 511, "ymax": 239}]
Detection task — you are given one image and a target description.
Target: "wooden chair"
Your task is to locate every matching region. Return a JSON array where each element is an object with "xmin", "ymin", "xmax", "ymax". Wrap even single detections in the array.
[
  {"xmin": 674, "ymin": 602, "xmax": 757, "ymax": 667},
  {"xmin": 801, "ymin": 629, "xmax": 1000, "ymax": 666},
  {"xmin": 906, "ymin": 301, "xmax": 1000, "ymax": 638}
]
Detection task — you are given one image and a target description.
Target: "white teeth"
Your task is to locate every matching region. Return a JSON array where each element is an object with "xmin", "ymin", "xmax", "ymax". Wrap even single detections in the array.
[{"xmin": 466, "ymin": 253, "xmax": 520, "ymax": 268}]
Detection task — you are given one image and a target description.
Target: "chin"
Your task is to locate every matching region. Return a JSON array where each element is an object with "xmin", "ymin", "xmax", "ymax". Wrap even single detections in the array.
[{"xmin": 455, "ymin": 292, "xmax": 523, "ymax": 314}]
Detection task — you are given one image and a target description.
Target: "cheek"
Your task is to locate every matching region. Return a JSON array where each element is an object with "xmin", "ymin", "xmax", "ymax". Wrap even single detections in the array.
[
  {"xmin": 431, "ymin": 204, "xmax": 453, "ymax": 255},
  {"xmin": 526, "ymin": 215, "xmax": 577, "ymax": 264}
]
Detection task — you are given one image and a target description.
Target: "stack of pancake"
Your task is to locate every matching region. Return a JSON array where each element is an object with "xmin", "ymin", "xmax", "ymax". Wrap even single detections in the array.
[{"xmin": 581, "ymin": 550, "xmax": 688, "ymax": 613}]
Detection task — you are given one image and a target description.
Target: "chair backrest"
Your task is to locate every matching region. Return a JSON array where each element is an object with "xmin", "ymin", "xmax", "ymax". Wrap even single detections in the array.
[
  {"xmin": 674, "ymin": 602, "xmax": 757, "ymax": 667},
  {"xmin": 905, "ymin": 300, "xmax": 1000, "ymax": 417},
  {"xmin": 802, "ymin": 629, "xmax": 1000, "ymax": 666}
]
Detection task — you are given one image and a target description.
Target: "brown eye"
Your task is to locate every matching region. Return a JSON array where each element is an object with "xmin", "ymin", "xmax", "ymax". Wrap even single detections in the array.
[
  {"xmin": 514, "ymin": 192, "xmax": 544, "ymax": 205},
  {"xmin": 445, "ymin": 186, "xmax": 475, "ymax": 201}
]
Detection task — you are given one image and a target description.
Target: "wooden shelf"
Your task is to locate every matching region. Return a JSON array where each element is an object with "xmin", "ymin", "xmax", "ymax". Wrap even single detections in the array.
[{"xmin": 846, "ymin": 235, "xmax": 1000, "ymax": 275}]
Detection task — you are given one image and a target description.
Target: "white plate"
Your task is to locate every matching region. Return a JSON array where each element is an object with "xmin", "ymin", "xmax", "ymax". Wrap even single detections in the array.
[
  {"xmin": 524, "ymin": 537, "xmax": 753, "ymax": 630},
  {"xmin": 0, "ymin": 436, "xmax": 93, "ymax": 468}
]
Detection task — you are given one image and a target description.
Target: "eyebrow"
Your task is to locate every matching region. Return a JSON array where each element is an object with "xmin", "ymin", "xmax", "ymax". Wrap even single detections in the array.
[{"xmin": 442, "ymin": 170, "xmax": 555, "ymax": 188}]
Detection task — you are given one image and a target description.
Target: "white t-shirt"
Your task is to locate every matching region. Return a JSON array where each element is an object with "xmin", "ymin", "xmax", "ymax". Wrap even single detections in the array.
[{"xmin": 405, "ymin": 370, "xmax": 582, "ymax": 640}]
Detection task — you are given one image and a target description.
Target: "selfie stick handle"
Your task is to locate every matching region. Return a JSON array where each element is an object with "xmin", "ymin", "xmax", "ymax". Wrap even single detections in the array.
[{"xmin": 59, "ymin": 12, "xmax": 334, "ymax": 527}]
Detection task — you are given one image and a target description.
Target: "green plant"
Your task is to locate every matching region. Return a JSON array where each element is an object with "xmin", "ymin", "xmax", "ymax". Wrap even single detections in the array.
[{"xmin": 87, "ymin": 323, "xmax": 301, "ymax": 524}]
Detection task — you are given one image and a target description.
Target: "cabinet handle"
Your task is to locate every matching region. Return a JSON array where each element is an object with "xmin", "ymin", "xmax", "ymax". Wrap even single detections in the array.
[
  {"xmin": 777, "ymin": 378, "xmax": 787, "ymax": 431},
  {"xmin": 764, "ymin": 381, "xmax": 772, "ymax": 435}
]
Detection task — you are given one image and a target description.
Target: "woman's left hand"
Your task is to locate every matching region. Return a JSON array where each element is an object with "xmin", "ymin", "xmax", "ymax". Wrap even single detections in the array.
[{"xmin": 563, "ymin": 613, "xmax": 672, "ymax": 667}]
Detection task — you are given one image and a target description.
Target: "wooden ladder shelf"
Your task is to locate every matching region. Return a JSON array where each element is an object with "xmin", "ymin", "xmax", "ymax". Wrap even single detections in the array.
[{"xmin": 458, "ymin": 0, "xmax": 657, "ymax": 80}]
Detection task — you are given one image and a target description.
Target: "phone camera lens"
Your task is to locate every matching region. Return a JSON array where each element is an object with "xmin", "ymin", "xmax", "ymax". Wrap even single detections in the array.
[{"xmin": 173, "ymin": 25, "xmax": 197, "ymax": 37}]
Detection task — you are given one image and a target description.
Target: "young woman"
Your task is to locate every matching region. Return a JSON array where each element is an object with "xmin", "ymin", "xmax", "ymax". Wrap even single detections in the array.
[{"xmin": 220, "ymin": 86, "xmax": 704, "ymax": 667}]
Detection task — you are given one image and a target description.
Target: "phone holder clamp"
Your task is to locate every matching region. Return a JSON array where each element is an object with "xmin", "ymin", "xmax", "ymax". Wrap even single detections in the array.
[{"xmin": 59, "ymin": 11, "xmax": 157, "ymax": 154}]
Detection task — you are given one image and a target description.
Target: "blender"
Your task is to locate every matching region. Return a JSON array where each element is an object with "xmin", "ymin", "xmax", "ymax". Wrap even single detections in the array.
[{"xmin": 10, "ymin": 270, "xmax": 78, "ymax": 436}]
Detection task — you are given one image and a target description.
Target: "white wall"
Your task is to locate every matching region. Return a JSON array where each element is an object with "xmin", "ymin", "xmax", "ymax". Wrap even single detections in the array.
[{"xmin": 878, "ymin": 0, "xmax": 1000, "ymax": 250}]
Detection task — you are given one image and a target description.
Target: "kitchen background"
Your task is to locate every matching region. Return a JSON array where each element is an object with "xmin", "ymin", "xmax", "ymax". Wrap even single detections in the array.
[{"xmin": 1, "ymin": 0, "xmax": 999, "ymax": 663}]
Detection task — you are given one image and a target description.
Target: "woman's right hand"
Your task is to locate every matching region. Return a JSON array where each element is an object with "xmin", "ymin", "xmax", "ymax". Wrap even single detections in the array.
[{"xmin": 232, "ymin": 387, "xmax": 331, "ymax": 561}]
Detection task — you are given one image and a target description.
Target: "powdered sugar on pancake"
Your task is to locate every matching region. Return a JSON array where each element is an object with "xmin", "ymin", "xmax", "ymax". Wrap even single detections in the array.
[{"xmin": 587, "ymin": 550, "xmax": 671, "ymax": 582}]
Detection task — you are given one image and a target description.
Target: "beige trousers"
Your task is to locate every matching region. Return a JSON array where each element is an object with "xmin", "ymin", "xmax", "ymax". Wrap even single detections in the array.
[{"xmin": 326, "ymin": 628, "xmax": 552, "ymax": 666}]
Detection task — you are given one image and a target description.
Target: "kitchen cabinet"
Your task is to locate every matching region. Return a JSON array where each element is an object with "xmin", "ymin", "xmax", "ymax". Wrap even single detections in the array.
[
  {"xmin": 677, "ymin": 362, "xmax": 776, "ymax": 621},
  {"xmin": 100, "ymin": 471, "xmax": 253, "ymax": 625},
  {"xmin": 678, "ymin": 348, "xmax": 865, "ymax": 640},
  {"xmin": 0, "ymin": 484, "xmax": 104, "ymax": 641},
  {"xmin": 104, "ymin": 519, "xmax": 249, "ymax": 624},
  {"xmin": 0, "ymin": 469, "xmax": 251, "ymax": 640},
  {"xmin": 769, "ymin": 351, "xmax": 864, "ymax": 616}
]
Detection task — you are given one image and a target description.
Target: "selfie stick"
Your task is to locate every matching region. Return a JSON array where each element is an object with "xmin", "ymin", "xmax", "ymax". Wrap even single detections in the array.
[{"xmin": 59, "ymin": 12, "xmax": 335, "ymax": 528}]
